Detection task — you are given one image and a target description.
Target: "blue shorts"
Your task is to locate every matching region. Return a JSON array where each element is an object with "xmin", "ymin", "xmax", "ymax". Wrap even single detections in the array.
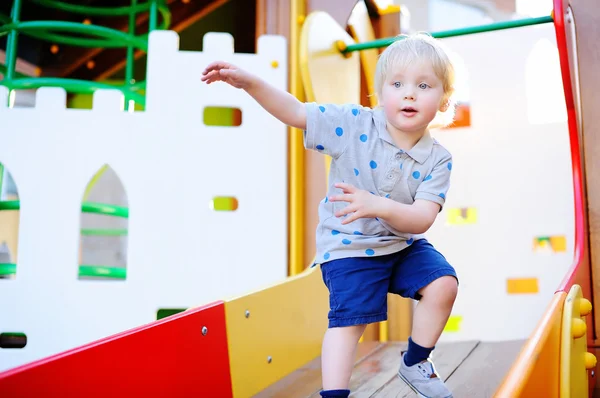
[{"xmin": 319, "ymin": 239, "xmax": 458, "ymax": 328}]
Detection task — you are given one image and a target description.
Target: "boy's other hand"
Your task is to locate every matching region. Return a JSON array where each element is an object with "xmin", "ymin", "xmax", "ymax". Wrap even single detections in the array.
[
  {"xmin": 201, "ymin": 61, "xmax": 253, "ymax": 89},
  {"xmin": 329, "ymin": 182, "xmax": 384, "ymax": 224}
]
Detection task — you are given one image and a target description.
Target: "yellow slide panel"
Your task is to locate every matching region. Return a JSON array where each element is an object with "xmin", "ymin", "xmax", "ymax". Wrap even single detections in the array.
[
  {"xmin": 225, "ymin": 265, "xmax": 329, "ymax": 397},
  {"xmin": 560, "ymin": 284, "xmax": 596, "ymax": 397}
]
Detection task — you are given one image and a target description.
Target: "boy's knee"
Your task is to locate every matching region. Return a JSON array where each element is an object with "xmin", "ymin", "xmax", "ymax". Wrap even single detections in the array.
[{"xmin": 420, "ymin": 276, "xmax": 458, "ymax": 305}]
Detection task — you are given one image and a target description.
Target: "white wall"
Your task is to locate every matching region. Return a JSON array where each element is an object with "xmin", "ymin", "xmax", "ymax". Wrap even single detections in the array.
[{"xmin": 0, "ymin": 31, "xmax": 288, "ymax": 371}]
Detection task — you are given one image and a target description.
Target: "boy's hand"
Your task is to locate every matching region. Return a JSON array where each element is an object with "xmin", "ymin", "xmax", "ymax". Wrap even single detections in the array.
[
  {"xmin": 329, "ymin": 182, "xmax": 384, "ymax": 224},
  {"xmin": 201, "ymin": 61, "xmax": 253, "ymax": 89}
]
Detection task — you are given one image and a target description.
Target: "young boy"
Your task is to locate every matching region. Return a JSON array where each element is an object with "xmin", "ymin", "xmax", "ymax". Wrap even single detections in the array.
[{"xmin": 202, "ymin": 33, "xmax": 459, "ymax": 398}]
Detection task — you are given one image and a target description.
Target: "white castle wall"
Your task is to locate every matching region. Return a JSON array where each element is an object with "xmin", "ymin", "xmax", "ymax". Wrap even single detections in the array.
[{"xmin": 0, "ymin": 31, "xmax": 288, "ymax": 371}]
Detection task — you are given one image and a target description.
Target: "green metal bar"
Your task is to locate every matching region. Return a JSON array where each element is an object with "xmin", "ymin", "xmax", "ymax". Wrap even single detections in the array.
[
  {"xmin": 0, "ymin": 21, "xmax": 149, "ymax": 50},
  {"xmin": 80, "ymin": 228, "xmax": 128, "ymax": 236},
  {"xmin": 149, "ymin": 0, "xmax": 158, "ymax": 31},
  {"xmin": 0, "ymin": 77, "xmax": 146, "ymax": 105},
  {"xmin": 126, "ymin": 0, "xmax": 138, "ymax": 111},
  {"xmin": 0, "ymin": 200, "xmax": 129, "ymax": 218},
  {"xmin": 341, "ymin": 15, "xmax": 554, "ymax": 53},
  {"xmin": 0, "ymin": 263, "xmax": 127, "ymax": 279},
  {"xmin": 5, "ymin": 0, "xmax": 22, "ymax": 82}
]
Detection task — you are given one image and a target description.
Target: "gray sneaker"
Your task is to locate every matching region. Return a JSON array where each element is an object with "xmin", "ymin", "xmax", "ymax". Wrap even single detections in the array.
[{"xmin": 397, "ymin": 352, "xmax": 453, "ymax": 398}]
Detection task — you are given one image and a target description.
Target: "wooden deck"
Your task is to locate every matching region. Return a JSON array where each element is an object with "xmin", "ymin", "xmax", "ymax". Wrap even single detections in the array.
[{"xmin": 255, "ymin": 340, "xmax": 524, "ymax": 397}]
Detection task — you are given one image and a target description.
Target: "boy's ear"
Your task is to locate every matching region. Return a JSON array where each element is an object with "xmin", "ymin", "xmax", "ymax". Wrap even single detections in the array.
[{"xmin": 439, "ymin": 99, "xmax": 450, "ymax": 112}]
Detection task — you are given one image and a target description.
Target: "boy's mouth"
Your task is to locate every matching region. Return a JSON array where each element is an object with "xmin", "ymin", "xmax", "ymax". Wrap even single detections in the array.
[{"xmin": 401, "ymin": 106, "xmax": 417, "ymax": 113}]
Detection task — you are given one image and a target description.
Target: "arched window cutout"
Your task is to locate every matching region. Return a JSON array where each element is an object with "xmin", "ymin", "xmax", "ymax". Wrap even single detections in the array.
[
  {"xmin": 0, "ymin": 164, "xmax": 20, "ymax": 280},
  {"xmin": 525, "ymin": 38, "xmax": 567, "ymax": 125},
  {"xmin": 78, "ymin": 165, "xmax": 129, "ymax": 281},
  {"xmin": 444, "ymin": 51, "xmax": 471, "ymax": 129}
]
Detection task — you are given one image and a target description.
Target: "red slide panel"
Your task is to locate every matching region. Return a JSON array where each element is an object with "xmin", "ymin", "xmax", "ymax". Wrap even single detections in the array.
[
  {"xmin": 553, "ymin": 0, "xmax": 590, "ymax": 295},
  {"xmin": 0, "ymin": 301, "xmax": 233, "ymax": 397}
]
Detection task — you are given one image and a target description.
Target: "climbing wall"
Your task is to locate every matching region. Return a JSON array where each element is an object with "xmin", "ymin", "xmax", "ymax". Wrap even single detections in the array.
[{"xmin": 0, "ymin": 30, "xmax": 288, "ymax": 371}]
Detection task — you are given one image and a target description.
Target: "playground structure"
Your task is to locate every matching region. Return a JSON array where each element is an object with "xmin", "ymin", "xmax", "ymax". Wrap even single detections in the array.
[{"xmin": 0, "ymin": 0, "xmax": 599, "ymax": 396}]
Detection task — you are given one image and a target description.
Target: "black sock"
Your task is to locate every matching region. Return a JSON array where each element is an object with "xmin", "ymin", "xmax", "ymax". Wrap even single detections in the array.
[
  {"xmin": 320, "ymin": 389, "xmax": 350, "ymax": 397},
  {"xmin": 403, "ymin": 336, "xmax": 434, "ymax": 366}
]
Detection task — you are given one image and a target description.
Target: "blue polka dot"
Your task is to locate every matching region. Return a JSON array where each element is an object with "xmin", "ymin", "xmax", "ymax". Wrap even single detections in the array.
[
  {"xmin": 316, "ymin": 144, "xmax": 324, "ymax": 150},
  {"xmin": 400, "ymin": 163, "xmax": 403, "ymax": 170},
  {"xmin": 319, "ymin": 106, "xmax": 326, "ymax": 113},
  {"xmin": 370, "ymin": 191, "xmax": 375, "ymax": 195},
  {"xmin": 303, "ymin": 130, "xmax": 307, "ymax": 137},
  {"xmin": 385, "ymin": 194, "xmax": 390, "ymax": 198},
  {"xmin": 407, "ymin": 238, "xmax": 414, "ymax": 245},
  {"xmin": 354, "ymin": 168, "xmax": 359, "ymax": 176},
  {"xmin": 335, "ymin": 127, "xmax": 344, "ymax": 137},
  {"xmin": 342, "ymin": 239, "xmax": 352, "ymax": 245},
  {"xmin": 360, "ymin": 134, "xmax": 368, "ymax": 142},
  {"xmin": 412, "ymin": 171, "xmax": 421, "ymax": 179},
  {"xmin": 365, "ymin": 249, "xmax": 375, "ymax": 256},
  {"xmin": 324, "ymin": 252, "xmax": 330, "ymax": 260},
  {"xmin": 332, "ymin": 230, "xmax": 340, "ymax": 235},
  {"xmin": 370, "ymin": 160, "xmax": 377, "ymax": 169},
  {"xmin": 424, "ymin": 175, "xmax": 432, "ymax": 181},
  {"xmin": 447, "ymin": 162, "xmax": 453, "ymax": 170},
  {"xmin": 353, "ymin": 231, "xmax": 363, "ymax": 235},
  {"xmin": 439, "ymin": 193, "xmax": 446, "ymax": 199},
  {"xmin": 325, "ymin": 196, "xmax": 328, "ymax": 203},
  {"xmin": 352, "ymin": 108, "xmax": 359, "ymax": 116}
]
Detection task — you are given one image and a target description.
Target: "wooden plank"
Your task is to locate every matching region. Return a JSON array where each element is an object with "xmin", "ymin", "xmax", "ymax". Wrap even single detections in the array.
[
  {"xmin": 445, "ymin": 340, "xmax": 524, "ymax": 397},
  {"xmin": 370, "ymin": 340, "xmax": 479, "ymax": 397},
  {"xmin": 254, "ymin": 342, "xmax": 384, "ymax": 398}
]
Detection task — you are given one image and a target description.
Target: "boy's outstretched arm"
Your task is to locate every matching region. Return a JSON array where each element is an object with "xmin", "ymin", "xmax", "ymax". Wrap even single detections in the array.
[{"xmin": 201, "ymin": 61, "xmax": 307, "ymax": 130}]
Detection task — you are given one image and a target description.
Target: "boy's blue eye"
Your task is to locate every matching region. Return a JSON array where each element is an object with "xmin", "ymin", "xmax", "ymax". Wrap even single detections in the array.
[
  {"xmin": 394, "ymin": 82, "xmax": 401, "ymax": 88},
  {"xmin": 418, "ymin": 83, "xmax": 429, "ymax": 89}
]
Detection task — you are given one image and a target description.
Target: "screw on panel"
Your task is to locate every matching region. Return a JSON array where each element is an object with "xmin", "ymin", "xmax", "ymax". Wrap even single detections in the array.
[
  {"xmin": 592, "ymin": 370, "xmax": 596, "ymax": 377},
  {"xmin": 202, "ymin": 326, "xmax": 208, "ymax": 336},
  {"xmin": 267, "ymin": 356, "xmax": 272, "ymax": 364},
  {"xmin": 245, "ymin": 310, "xmax": 250, "ymax": 318}
]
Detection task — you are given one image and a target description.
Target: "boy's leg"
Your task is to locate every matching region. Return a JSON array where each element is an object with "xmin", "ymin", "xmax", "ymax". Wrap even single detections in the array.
[
  {"xmin": 389, "ymin": 239, "xmax": 458, "ymax": 397},
  {"xmin": 318, "ymin": 254, "xmax": 394, "ymax": 397},
  {"xmin": 321, "ymin": 324, "xmax": 367, "ymax": 389},
  {"xmin": 410, "ymin": 275, "xmax": 458, "ymax": 349}
]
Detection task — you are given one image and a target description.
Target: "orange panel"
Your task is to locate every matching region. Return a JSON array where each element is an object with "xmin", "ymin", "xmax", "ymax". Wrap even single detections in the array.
[
  {"xmin": 507, "ymin": 278, "xmax": 539, "ymax": 294},
  {"xmin": 495, "ymin": 292, "xmax": 565, "ymax": 397}
]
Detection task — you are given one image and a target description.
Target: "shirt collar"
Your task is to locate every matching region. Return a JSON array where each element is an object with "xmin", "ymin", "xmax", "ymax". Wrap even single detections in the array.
[{"xmin": 374, "ymin": 108, "xmax": 434, "ymax": 164}]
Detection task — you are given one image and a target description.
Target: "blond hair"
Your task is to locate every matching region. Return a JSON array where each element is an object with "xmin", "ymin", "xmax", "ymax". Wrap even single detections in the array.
[{"xmin": 374, "ymin": 32, "xmax": 457, "ymax": 128}]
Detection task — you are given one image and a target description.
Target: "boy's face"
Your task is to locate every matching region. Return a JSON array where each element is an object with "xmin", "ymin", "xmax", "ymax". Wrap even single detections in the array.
[{"xmin": 380, "ymin": 60, "xmax": 447, "ymax": 136}]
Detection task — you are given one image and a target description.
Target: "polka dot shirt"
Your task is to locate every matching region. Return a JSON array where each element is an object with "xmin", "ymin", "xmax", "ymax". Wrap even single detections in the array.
[{"xmin": 304, "ymin": 102, "xmax": 453, "ymax": 264}]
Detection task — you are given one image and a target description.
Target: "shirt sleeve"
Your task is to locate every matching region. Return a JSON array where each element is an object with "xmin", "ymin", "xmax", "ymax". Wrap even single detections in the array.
[
  {"xmin": 303, "ymin": 102, "xmax": 361, "ymax": 159},
  {"xmin": 415, "ymin": 151, "xmax": 452, "ymax": 210}
]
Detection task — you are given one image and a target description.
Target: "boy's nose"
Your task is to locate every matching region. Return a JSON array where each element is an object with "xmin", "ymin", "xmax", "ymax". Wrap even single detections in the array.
[{"xmin": 404, "ymin": 93, "xmax": 415, "ymax": 100}]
